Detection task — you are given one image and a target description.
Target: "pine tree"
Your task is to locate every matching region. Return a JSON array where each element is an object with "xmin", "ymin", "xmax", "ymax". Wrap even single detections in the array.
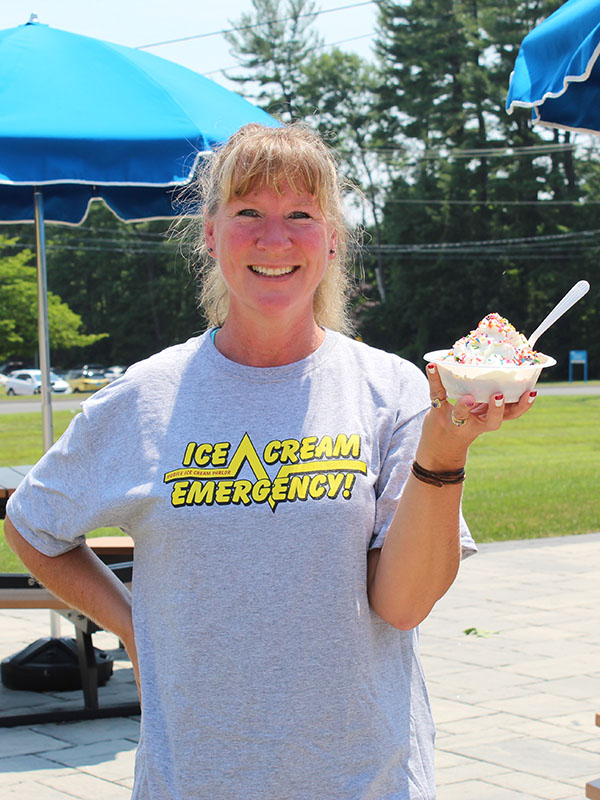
[
  {"xmin": 362, "ymin": 0, "xmax": 598, "ymax": 377},
  {"xmin": 224, "ymin": 0, "xmax": 322, "ymax": 121}
]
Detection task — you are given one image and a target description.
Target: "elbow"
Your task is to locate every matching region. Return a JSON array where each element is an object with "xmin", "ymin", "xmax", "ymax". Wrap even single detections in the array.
[
  {"xmin": 4, "ymin": 515, "xmax": 21, "ymax": 554},
  {"xmin": 383, "ymin": 612, "xmax": 431, "ymax": 632},
  {"xmin": 369, "ymin": 596, "xmax": 434, "ymax": 631}
]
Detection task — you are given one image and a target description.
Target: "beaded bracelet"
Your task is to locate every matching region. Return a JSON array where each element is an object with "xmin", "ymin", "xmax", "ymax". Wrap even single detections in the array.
[{"xmin": 411, "ymin": 460, "xmax": 466, "ymax": 488}]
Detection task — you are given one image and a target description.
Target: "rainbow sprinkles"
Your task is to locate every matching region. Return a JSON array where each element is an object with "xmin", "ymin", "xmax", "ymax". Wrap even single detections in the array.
[{"xmin": 442, "ymin": 313, "xmax": 541, "ymax": 366}]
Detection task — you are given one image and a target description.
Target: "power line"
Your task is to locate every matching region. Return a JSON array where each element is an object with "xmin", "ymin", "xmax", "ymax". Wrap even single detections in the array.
[
  {"xmin": 1, "ymin": 238, "xmax": 159, "ymax": 255},
  {"xmin": 373, "ymin": 228, "xmax": 600, "ymax": 251},
  {"xmin": 136, "ymin": 1, "xmax": 378, "ymax": 50},
  {"xmin": 202, "ymin": 33, "xmax": 373, "ymax": 77},
  {"xmin": 363, "ymin": 228, "xmax": 600, "ymax": 258},
  {"xmin": 6, "ymin": 227, "xmax": 600, "ymax": 259},
  {"xmin": 370, "ymin": 251, "xmax": 596, "ymax": 261},
  {"xmin": 370, "ymin": 142, "xmax": 585, "ymax": 158},
  {"xmin": 384, "ymin": 198, "xmax": 600, "ymax": 206}
]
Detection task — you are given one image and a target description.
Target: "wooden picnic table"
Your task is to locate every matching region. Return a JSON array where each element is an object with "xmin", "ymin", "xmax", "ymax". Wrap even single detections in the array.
[
  {"xmin": 586, "ymin": 713, "xmax": 600, "ymax": 799},
  {"xmin": 0, "ymin": 535, "xmax": 137, "ymax": 726}
]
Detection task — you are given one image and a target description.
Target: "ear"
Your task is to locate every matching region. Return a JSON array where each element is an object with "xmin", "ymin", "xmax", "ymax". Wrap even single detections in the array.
[
  {"xmin": 204, "ymin": 213, "xmax": 216, "ymax": 254},
  {"xmin": 328, "ymin": 229, "xmax": 338, "ymax": 260}
]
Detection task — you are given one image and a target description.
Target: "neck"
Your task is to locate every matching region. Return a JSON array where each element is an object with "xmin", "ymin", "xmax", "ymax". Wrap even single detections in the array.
[{"xmin": 214, "ymin": 317, "xmax": 325, "ymax": 367}]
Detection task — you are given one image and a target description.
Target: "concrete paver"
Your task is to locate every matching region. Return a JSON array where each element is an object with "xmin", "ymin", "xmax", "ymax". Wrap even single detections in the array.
[
  {"xmin": 0, "ymin": 754, "xmax": 72, "ymax": 790},
  {"xmin": 0, "ymin": 532, "xmax": 598, "ymax": 798},
  {"xmin": 420, "ymin": 533, "xmax": 600, "ymax": 799}
]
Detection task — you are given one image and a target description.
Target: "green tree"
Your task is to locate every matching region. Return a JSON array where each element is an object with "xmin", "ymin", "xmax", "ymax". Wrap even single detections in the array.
[
  {"xmin": 298, "ymin": 49, "xmax": 387, "ymax": 302},
  {"xmin": 41, "ymin": 203, "xmax": 200, "ymax": 367},
  {"xmin": 362, "ymin": 0, "xmax": 598, "ymax": 378},
  {"xmin": 0, "ymin": 236, "xmax": 106, "ymax": 362},
  {"xmin": 224, "ymin": 0, "xmax": 322, "ymax": 121}
]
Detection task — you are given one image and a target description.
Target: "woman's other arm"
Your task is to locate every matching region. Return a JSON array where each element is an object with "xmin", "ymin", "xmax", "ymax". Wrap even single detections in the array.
[{"xmin": 4, "ymin": 515, "xmax": 139, "ymax": 689}]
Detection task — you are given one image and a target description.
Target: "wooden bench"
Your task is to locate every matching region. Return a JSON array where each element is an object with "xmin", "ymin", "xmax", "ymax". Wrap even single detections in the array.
[
  {"xmin": 0, "ymin": 536, "xmax": 134, "ymax": 608},
  {"xmin": 586, "ymin": 714, "xmax": 600, "ymax": 799},
  {"xmin": 0, "ymin": 535, "xmax": 140, "ymax": 726}
]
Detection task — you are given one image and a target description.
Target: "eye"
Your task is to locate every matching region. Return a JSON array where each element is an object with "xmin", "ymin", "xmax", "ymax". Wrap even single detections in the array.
[
  {"xmin": 289, "ymin": 210, "xmax": 312, "ymax": 219},
  {"xmin": 237, "ymin": 208, "xmax": 260, "ymax": 217}
]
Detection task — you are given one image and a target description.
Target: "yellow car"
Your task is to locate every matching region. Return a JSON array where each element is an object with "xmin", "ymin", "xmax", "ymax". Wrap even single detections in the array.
[{"xmin": 67, "ymin": 370, "xmax": 110, "ymax": 393}]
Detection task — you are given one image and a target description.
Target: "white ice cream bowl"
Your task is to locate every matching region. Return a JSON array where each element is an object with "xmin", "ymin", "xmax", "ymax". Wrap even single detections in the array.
[{"xmin": 423, "ymin": 350, "xmax": 557, "ymax": 403}]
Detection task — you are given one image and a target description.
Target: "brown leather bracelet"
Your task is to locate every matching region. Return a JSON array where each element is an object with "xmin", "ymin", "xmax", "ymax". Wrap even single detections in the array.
[{"xmin": 411, "ymin": 460, "xmax": 466, "ymax": 488}]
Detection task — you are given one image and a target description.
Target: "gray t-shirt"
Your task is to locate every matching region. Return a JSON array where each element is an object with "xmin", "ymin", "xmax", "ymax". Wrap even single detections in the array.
[{"xmin": 8, "ymin": 329, "xmax": 475, "ymax": 800}]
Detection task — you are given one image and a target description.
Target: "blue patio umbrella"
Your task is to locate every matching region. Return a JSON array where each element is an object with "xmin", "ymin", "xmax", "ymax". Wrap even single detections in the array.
[
  {"xmin": 0, "ymin": 17, "xmax": 279, "ymax": 449},
  {"xmin": 506, "ymin": 0, "xmax": 600, "ymax": 134}
]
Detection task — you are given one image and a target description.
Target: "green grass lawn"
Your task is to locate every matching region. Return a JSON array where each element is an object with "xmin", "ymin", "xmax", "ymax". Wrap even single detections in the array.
[
  {"xmin": 1, "ymin": 393, "xmax": 598, "ymax": 571},
  {"xmin": 0, "ymin": 408, "xmax": 125, "ymax": 572},
  {"xmin": 463, "ymin": 394, "xmax": 600, "ymax": 542},
  {"xmin": 0, "ymin": 408, "xmax": 79, "ymax": 465},
  {"xmin": 539, "ymin": 379, "xmax": 600, "ymax": 388}
]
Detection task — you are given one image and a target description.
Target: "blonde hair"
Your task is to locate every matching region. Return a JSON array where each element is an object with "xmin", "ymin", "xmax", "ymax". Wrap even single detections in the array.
[{"xmin": 187, "ymin": 122, "xmax": 355, "ymax": 334}]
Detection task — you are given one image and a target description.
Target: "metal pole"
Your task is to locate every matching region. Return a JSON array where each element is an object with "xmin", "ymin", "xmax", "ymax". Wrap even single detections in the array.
[
  {"xmin": 33, "ymin": 190, "xmax": 60, "ymax": 638},
  {"xmin": 33, "ymin": 190, "xmax": 54, "ymax": 453}
]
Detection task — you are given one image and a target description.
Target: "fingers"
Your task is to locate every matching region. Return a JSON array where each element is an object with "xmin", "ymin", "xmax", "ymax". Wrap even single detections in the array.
[
  {"xmin": 425, "ymin": 364, "xmax": 538, "ymax": 432},
  {"xmin": 450, "ymin": 402, "xmax": 472, "ymax": 428},
  {"xmin": 469, "ymin": 388, "xmax": 538, "ymax": 427},
  {"xmin": 501, "ymin": 389, "xmax": 537, "ymax": 421},
  {"xmin": 420, "ymin": 366, "xmax": 539, "ymax": 471},
  {"xmin": 426, "ymin": 362, "xmax": 447, "ymax": 404},
  {"xmin": 426, "ymin": 364, "xmax": 473, "ymax": 427},
  {"xmin": 480, "ymin": 392, "xmax": 507, "ymax": 430}
]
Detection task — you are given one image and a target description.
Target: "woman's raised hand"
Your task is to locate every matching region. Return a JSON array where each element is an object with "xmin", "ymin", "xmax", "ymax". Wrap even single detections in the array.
[{"xmin": 416, "ymin": 363, "xmax": 537, "ymax": 471}]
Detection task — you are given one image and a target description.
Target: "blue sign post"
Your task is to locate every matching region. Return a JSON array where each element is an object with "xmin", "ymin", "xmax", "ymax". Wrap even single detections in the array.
[{"xmin": 569, "ymin": 350, "xmax": 588, "ymax": 382}]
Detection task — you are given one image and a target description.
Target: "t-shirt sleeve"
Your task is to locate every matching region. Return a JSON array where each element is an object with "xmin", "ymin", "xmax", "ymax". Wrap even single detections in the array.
[
  {"xmin": 6, "ymin": 387, "xmax": 139, "ymax": 557},
  {"xmin": 369, "ymin": 402, "xmax": 477, "ymax": 560}
]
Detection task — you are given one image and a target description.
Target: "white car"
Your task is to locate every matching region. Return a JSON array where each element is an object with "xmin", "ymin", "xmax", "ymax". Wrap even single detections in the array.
[{"xmin": 4, "ymin": 369, "xmax": 72, "ymax": 396}]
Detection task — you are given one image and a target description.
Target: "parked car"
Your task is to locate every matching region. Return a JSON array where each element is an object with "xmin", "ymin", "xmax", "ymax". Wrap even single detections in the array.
[
  {"xmin": 104, "ymin": 365, "xmax": 127, "ymax": 382},
  {"xmin": 0, "ymin": 361, "xmax": 29, "ymax": 381},
  {"xmin": 4, "ymin": 369, "xmax": 71, "ymax": 396},
  {"xmin": 76, "ymin": 363, "xmax": 106, "ymax": 377},
  {"xmin": 66, "ymin": 369, "xmax": 110, "ymax": 393}
]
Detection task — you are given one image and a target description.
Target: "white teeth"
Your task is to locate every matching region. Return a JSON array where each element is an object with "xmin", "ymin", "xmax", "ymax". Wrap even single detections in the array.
[{"xmin": 249, "ymin": 265, "xmax": 297, "ymax": 276}]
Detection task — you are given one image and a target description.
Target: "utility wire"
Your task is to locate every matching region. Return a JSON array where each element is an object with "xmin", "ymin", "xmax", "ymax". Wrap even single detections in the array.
[
  {"xmin": 136, "ymin": 0, "xmax": 378, "ymax": 50},
  {"xmin": 370, "ymin": 143, "xmax": 587, "ymax": 158},
  {"xmin": 136, "ymin": 4, "xmax": 597, "ymax": 165},
  {"xmin": 7, "ymin": 227, "xmax": 600, "ymax": 258},
  {"xmin": 6, "ymin": 241, "xmax": 598, "ymax": 259},
  {"xmin": 383, "ymin": 198, "xmax": 600, "ymax": 205},
  {"xmin": 373, "ymin": 228, "xmax": 600, "ymax": 251},
  {"xmin": 202, "ymin": 33, "xmax": 373, "ymax": 77}
]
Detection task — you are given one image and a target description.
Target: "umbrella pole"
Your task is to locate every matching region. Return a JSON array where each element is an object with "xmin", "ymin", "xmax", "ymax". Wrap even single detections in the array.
[
  {"xmin": 33, "ymin": 190, "xmax": 60, "ymax": 639},
  {"xmin": 33, "ymin": 190, "xmax": 54, "ymax": 453}
]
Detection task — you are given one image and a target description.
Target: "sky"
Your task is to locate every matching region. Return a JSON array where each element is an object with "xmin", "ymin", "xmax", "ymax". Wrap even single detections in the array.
[{"xmin": 1, "ymin": 0, "xmax": 379, "ymax": 92}]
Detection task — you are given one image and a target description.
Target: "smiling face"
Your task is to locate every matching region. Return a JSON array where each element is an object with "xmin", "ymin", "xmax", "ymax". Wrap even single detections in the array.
[{"xmin": 204, "ymin": 181, "xmax": 337, "ymax": 329}]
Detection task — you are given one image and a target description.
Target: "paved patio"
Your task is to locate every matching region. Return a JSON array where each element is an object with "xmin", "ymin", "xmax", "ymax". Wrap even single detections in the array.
[{"xmin": 1, "ymin": 532, "xmax": 599, "ymax": 799}]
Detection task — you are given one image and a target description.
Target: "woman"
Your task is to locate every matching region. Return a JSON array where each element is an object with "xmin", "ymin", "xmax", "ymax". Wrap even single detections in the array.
[{"xmin": 5, "ymin": 123, "xmax": 535, "ymax": 799}]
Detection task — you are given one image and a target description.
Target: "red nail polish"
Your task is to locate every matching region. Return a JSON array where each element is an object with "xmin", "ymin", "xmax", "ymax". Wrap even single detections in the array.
[{"xmin": 427, "ymin": 363, "xmax": 435, "ymax": 372}]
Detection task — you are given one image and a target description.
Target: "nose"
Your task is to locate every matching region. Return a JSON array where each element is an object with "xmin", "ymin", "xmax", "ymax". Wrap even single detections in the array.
[{"xmin": 256, "ymin": 215, "xmax": 292, "ymax": 251}]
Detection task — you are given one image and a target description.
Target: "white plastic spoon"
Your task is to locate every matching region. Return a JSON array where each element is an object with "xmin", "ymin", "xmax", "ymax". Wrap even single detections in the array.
[{"xmin": 527, "ymin": 280, "xmax": 590, "ymax": 349}]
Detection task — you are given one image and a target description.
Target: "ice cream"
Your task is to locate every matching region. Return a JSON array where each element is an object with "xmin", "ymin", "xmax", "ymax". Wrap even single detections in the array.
[
  {"xmin": 424, "ymin": 313, "xmax": 555, "ymax": 402},
  {"xmin": 442, "ymin": 312, "xmax": 541, "ymax": 366}
]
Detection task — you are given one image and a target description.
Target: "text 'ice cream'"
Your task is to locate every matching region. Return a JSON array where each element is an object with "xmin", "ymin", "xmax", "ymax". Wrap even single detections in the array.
[{"xmin": 442, "ymin": 313, "xmax": 540, "ymax": 366}]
